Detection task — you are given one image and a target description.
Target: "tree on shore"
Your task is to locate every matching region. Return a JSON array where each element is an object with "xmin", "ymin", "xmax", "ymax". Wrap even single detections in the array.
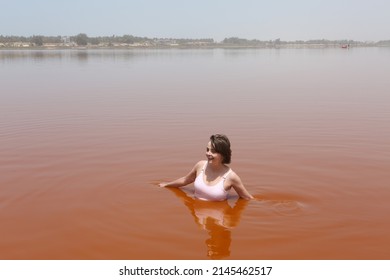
[
  {"xmin": 88, "ymin": 37, "xmax": 100, "ymax": 45},
  {"xmin": 74, "ymin": 33, "xmax": 88, "ymax": 46},
  {"xmin": 31, "ymin": 35, "xmax": 44, "ymax": 46}
]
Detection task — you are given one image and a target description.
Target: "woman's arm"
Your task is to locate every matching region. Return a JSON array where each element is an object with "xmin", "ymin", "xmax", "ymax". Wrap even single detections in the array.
[
  {"xmin": 230, "ymin": 172, "xmax": 254, "ymax": 200},
  {"xmin": 158, "ymin": 161, "xmax": 202, "ymax": 188}
]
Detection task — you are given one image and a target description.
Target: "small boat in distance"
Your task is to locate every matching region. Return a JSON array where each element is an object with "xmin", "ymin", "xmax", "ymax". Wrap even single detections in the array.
[{"xmin": 341, "ymin": 44, "xmax": 350, "ymax": 49}]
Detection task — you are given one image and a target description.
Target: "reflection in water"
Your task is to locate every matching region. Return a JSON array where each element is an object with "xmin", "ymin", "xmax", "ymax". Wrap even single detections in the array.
[
  {"xmin": 0, "ymin": 49, "xmax": 198, "ymax": 63},
  {"xmin": 166, "ymin": 188, "xmax": 249, "ymax": 259},
  {"xmin": 72, "ymin": 51, "xmax": 89, "ymax": 62}
]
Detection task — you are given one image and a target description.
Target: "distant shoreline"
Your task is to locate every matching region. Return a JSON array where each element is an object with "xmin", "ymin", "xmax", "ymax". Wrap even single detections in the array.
[{"xmin": 2, "ymin": 34, "xmax": 390, "ymax": 50}]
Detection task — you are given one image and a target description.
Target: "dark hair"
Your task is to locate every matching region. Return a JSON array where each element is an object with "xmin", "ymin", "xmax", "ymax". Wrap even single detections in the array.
[{"xmin": 210, "ymin": 134, "xmax": 232, "ymax": 164}]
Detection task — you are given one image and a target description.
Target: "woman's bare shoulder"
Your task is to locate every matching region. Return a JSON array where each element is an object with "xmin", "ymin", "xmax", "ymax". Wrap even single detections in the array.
[
  {"xmin": 194, "ymin": 160, "xmax": 206, "ymax": 167},
  {"xmin": 193, "ymin": 160, "xmax": 206, "ymax": 172},
  {"xmin": 227, "ymin": 170, "xmax": 242, "ymax": 184}
]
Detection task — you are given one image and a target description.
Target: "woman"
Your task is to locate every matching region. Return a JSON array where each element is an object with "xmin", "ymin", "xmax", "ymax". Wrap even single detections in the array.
[{"xmin": 159, "ymin": 134, "xmax": 253, "ymax": 201}]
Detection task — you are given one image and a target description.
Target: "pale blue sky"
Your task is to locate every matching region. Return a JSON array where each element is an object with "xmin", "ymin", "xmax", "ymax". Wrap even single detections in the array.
[{"xmin": 1, "ymin": 0, "xmax": 389, "ymax": 41}]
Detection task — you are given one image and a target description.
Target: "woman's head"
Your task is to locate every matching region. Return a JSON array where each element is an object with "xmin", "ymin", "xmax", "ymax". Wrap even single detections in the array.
[{"xmin": 209, "ymin": 134, "xmax": 232, "ymax": 164}]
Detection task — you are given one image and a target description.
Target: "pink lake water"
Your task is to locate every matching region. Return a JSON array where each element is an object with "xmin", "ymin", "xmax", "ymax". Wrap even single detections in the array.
[{"xmin": 1, "ymin": 48, "xmax": 390, "ymax": 259}]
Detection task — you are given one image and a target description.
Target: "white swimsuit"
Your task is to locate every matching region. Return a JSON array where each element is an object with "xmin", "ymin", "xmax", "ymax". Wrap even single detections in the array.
[{"xmin": 194, "ymin": 162, "xmax": 231, "ymax": 201}]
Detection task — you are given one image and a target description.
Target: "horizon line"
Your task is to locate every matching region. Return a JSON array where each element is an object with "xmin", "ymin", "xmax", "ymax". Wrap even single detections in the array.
[{"xmin": 1, "ymin": 34, "xmax": 389, "ymax": 43}]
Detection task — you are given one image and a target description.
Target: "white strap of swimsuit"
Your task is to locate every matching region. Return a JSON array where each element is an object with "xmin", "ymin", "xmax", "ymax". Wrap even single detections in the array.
[{"xmin": 222, "ymin": 169, "xmax": 231, "ymax": 180}]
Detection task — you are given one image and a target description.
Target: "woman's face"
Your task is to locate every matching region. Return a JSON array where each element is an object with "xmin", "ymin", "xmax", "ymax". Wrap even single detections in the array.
[{"xmin": 206, "ymin": 141, "xmax": 223, "ymax": 164}]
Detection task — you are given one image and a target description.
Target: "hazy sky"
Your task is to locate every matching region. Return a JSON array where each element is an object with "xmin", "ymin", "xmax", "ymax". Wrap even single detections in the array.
[{"xmin": 2, "ymin": 0, "xmax": 389, "ymax": 41}]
